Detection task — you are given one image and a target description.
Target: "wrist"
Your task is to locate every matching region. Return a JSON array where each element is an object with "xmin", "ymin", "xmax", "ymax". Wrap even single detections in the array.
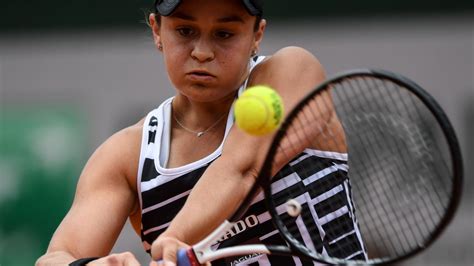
[
  {"xmin": 159, "ymin": 228, "xmax": 186, "ymax": 242},
  {"xmin": 69, "ymin": 257, "xmax": 100, "ymax": 266}
]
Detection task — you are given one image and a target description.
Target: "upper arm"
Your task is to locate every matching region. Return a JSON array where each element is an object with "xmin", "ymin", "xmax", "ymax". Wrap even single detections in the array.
[
  {"xmin": 250, "ymin": 46, "xmax": 326, "ymax": 104},
  {"xmin": 46, "ymin": 123, "xmax": 142, "ymax": 258},
  {"xmin": 221, "ymin": 46, "xmax": 326, "ymax": 178}
]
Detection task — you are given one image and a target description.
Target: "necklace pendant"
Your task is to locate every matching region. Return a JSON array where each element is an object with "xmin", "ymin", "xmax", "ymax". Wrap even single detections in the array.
[{"xmin": 197, "ymin": 132, "xmax": 204, "ymax": 137}]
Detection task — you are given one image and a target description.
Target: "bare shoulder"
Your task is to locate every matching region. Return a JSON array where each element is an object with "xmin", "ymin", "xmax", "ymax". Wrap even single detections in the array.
[
  {"xmin": 270, "ymin": 46, "xmax": 323, "ymax": 65},
  {"xmin": 102, "ymin": 118, "xmax": 143, "ymax": 159},
  {"xmin": 247, "ymin": 46, "xmax": 326, "ymax": 113},
  {"xmin": 105, "ymin": 118, "xmax": 144, "ymax": 182},
  {"xmin": 78, "ymin": 117, "xmax": 145, "ymax": 193},
  {"xmin": 255, "ymin": 46, "xmax": 324, "ymax": 78},
  {"xmin": 113, "ymin": 117, "xmax": 145, "ymax": 147}
]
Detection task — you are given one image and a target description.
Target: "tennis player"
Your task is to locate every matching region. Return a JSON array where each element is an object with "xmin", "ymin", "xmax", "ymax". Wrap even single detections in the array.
[{"xmin": 36, "ymin": 0, "xmax": 366, "ymax": 265}]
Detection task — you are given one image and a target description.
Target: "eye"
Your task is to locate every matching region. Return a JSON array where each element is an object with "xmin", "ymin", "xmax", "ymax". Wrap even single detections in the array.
[
  {"xmin": 215, "ymin": 30, "xmax": 234, "ymax": 39},
  {"xmin": 176, "ymin": 27, "xmax": 195, "ymax": 37}
]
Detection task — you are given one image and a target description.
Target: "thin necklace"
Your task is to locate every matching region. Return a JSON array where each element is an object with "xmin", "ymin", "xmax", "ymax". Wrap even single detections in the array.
[{"xmin": 173, "ymin": 111, "xmax": 227, "ymax": 137}]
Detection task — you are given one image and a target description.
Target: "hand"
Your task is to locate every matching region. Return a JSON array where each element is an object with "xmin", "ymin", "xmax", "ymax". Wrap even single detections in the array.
[
  {"xmin": 150, "ymin": 235, "xmax": 189, "ymax": 266},
  {"xmin": 88, "ymin": 252, "xmax": 140, "ymax": 266}
]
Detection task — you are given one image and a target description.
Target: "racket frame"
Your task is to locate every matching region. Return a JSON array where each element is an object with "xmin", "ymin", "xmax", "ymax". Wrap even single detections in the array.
[
  {"xmin": 262, "ymin": 68, "xmax": 464, "ymax": 265},
  {"xmin": 182, "ymin": 221, "xmax": 294, "ymax": 264}
]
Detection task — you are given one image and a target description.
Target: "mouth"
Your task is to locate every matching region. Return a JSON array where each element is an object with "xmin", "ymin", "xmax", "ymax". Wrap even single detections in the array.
[
  {"xmin": 187, "ymin": 70, "xmax": 215, "ymax": 77},
  {"xmin": 186, "ymin": 70, "xmax": 216, "ymax": 82}
]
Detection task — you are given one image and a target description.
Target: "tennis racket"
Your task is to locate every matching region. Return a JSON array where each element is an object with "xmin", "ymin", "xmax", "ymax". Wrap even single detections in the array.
[{"xmin": 176, "ymin": 69, "xmax": 463, "ymax": 265}]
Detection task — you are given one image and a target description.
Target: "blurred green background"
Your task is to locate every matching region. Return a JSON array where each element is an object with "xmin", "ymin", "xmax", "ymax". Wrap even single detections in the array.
[
  {"xmin": 0, "ymin": 107, "xmax": 86, "ymax": 265},
  {"xmin": 1, "ymin": 0, "xmax": 473, "ymax": 265}
]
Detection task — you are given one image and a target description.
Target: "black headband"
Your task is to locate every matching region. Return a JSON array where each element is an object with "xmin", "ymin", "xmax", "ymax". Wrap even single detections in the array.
[{"xmin": 154, "ymin": 0, "xmax": 263, "ymax": 16}]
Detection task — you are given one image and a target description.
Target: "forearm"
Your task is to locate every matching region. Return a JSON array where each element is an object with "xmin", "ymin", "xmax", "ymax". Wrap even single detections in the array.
[{"xmin": 36, "ymin": 250, "xmax": 77, "ymax": 266}]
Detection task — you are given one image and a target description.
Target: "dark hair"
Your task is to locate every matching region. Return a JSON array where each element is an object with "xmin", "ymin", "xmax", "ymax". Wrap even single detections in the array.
[{"xmin": 253, "ymin": 16, "xmax": 263, "ymax": 32}]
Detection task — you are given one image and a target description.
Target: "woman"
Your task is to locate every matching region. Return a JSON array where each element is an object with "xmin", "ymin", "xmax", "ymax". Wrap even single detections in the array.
[{"xmin": 36, "ymin": 0, "xmax": 365, "ymax": 265}]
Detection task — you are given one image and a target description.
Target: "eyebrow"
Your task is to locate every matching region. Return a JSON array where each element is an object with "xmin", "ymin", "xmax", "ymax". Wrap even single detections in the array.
[{"xmin": 170, "ymin": 12, "xmax": 245, "ymax": 24}]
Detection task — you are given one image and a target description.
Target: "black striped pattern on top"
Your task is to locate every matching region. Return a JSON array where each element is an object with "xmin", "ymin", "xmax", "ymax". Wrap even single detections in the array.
[
  {"xmin": 139, "ymin": 117, "xmax": 366, "ymax": 265},
  {"xmin": 265, "ymin": 152, "xmax": 367, "ymax": 262}
]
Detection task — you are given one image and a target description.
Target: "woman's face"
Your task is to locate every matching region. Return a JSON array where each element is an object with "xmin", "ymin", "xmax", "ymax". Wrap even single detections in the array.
[{"xmin": 151, "ymin": 0, "xmax": 265, "ymax": 103}]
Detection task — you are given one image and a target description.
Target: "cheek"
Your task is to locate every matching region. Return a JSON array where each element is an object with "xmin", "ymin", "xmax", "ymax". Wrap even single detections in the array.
[
  {"xmin": 217, "ymin": 56, "xmax": 251, "ymax": 89},
  {"xmin": 219, "ymin": 40, "xmax": 252, "ymax": 58},
  {"xmin": 161, "ymin": 33, "xmax": 189, "ymax": 64},
  {"xmin": 163, "ymin": 46, "xmax": 189, "ymax": 80},
  {"xmin": 220, "ymin": 49, "xmax": 250, "ymax": 72},
  {"xmin": 164, "ymin": 43, "xmax": 188, "ymax": 62}
]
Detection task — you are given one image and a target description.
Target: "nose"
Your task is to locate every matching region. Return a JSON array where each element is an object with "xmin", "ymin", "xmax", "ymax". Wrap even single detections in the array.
[{"xmin": 191, "ymin": 38, "xmax": 214, "ymax": 62}]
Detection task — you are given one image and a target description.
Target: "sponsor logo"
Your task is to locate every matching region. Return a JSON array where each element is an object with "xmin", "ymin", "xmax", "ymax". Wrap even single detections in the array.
[
  {"xmin": 229, "ymin": 253, "xmax": 262, "ymax": 266},
  {"xmin": 213, "ymin": 214, "xmax": 260, "ymax": 244}
]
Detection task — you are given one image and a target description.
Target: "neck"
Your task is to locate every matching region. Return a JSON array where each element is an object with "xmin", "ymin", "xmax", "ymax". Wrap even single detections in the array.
[{"xmin": 172, "ymin": 93, "xmax": 235, "ymax": 129}]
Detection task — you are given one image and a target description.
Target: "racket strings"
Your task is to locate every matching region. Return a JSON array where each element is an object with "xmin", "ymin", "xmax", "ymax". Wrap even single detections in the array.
[
  {"xmin": 356, "ymin": 76, "xmax": 453, "ymax": 255},
  {"xmin": 384, "ymin": 80, "xmax": 441, "ymax": 221},
  {"xmin": 355, "ymin": 77, "xmax": 431, "ymax": 255},
  {"xmin": 336, "ymin": 78, "xmax": 415, "ymax": 257},
  {"xmin": 266, "ymin": 75, "xmax": 456, "ymax": 264},
  {"xmin": 386, "ymin": 78, "xmax": 452, "ymax": 223},
  {"xmin": 340, "ymin": 76, "xmax": 444, "ymax": 253},
  {"xmin": 400, "ymin": 80, "xmax": 453, "ymax": 192},
  {"xmin": 399, "ymin": 95, "xmax": 454, "ymax": 241}
]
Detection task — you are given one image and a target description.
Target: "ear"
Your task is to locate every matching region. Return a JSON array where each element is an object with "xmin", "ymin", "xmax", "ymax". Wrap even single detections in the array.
[
  {"xmin": 252, "ymin": 19, "xmax": 266, "ymax": 55},
  {"xmin": 149, "ymin": 13, "xmax": 162, "ymax": 51}
]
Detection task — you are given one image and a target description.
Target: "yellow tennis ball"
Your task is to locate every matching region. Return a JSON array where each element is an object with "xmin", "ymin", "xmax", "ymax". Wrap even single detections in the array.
[{"xmin": 234, "ymin": 85, "xmax": 284, "ymax": 136}]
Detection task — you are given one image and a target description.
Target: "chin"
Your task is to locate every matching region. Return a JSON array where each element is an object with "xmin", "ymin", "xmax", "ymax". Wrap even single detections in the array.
[{"xmin": 189, "ymin": 89, "xmax": 237, "ymax": 103}]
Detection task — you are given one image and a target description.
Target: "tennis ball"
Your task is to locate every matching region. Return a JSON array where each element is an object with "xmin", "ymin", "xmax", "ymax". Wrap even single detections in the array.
[{"xmin": 234, "ymin": 85, "xmax": 284, "ymax": 136}]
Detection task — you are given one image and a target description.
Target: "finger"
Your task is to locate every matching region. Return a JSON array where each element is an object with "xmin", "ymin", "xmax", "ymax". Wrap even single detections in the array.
[
  {"xmin": 87, "ymin": 256, "xmax": 117, "ymax": 265},
  {"xmin": 122, "ymin": 252, "xmax": 140, "ymax": 266},
  {"xmin": 153, "ymin": 259, "xmax": 175, "ymax": 266},
  {"xmin": 150, "ymin": 238, "xmax": 164, "ymax": 261},
  {"xmin": 125, "ymin": 260, "xmax": 141, "ymax": 266},
  {"xmin": 161, "ymin": 244, "xmax": 178, "ymax": 266},
  {"xmin": 149, "ymin": 260, "xmax": 159, "ymax": 266},
  {"xmin": 163, "ymin": 260, "xmax": 177, "ymax": 266}
]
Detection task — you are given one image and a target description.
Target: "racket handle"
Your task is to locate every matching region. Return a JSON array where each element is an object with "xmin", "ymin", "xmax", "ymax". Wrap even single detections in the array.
[{"xmin": 177, "ymin": 248, "xmax": 200, "ymax": 266}]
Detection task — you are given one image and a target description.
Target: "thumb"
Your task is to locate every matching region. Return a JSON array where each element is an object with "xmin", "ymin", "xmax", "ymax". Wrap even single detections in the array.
[
  {"xmin": 161, "ymin": 241, "xmax": 179, "ymax": 266},
  {"xmin": 162, "ymin": 252, "xmax": 178, "ymax": 266},
  {"xmin": 151, "ymin": 236, "xmax": 185, "ymax": 264}
]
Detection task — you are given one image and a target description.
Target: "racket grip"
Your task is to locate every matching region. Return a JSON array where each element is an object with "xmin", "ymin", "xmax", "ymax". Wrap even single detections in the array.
[{"xmin": 177, "ymin": 248, "xmax": 200, "ymax": 266}]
